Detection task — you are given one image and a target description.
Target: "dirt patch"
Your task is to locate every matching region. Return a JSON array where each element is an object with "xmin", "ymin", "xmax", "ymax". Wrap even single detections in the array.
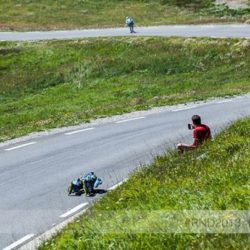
[
  {"xmin": 0, "ymin": 23, "xmax": 11, "ymax": 29},
  {"xmin": 0, "ymin": 23, "xmax": 18, "ymax": 31}
]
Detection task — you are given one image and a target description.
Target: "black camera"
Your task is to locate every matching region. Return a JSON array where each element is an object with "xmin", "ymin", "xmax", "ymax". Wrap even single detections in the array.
[{"xmin": 188, "ymin": 124, "xmax": 193, "ymax": 130}]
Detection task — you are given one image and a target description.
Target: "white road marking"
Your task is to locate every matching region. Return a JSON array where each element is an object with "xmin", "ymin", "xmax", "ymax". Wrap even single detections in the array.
[
  {"xmin": 64, "ymin": 127, "xmax": 94, "ymax": 135},
  {"xmin": 171, "ymin": 106, "xmax": 197, "ymax": 112},
  {"xmin": 216, "ymin": 100, "xmax": 233, "ymax": 104},
  {"xmin": 5, "ymin": 142, "xmax": 37, "ymax": 151},
  {"xmin": 59, "ymin": 203, "xmax": 88, "ymax": 218},
  {"xmin": 3, "ymin": 234, "xmax": 35, "ymax": 250},
  {"xmin": 108, "ymin": 178, "xmax": 128, "ymax": 191},
  {"xmin": 21, "ymin": 208, "xmax": 90, "ymax": 250},
  {"xmin": 116, "ymin": 117, "xmax": 145, "ymax": 124}
]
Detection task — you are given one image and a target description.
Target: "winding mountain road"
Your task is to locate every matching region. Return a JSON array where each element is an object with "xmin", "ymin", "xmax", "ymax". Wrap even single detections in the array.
[{"xmin": 1, "ymin": 25, "xmax": 250, "ymax": 249}]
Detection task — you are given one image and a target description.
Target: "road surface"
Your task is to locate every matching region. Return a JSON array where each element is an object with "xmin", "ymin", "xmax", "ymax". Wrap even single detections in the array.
[{"xmin": 0, "ymin": 24, "xmax": 250, "ymax": 41}]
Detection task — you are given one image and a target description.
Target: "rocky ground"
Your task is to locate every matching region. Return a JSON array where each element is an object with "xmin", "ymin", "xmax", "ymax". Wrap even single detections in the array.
[{"xmin": 216, "ymin": 0, "xmax": 248, "ymax": 9}]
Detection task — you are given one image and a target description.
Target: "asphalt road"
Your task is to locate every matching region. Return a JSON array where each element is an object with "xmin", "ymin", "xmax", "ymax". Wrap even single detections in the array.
[
  {"xmin": 0, "ymin": 24, "xmax": 250, "ymax": 41},
  {"xmin": 1, "ymin": 95, "xmax": 250, "ymax": 249}
]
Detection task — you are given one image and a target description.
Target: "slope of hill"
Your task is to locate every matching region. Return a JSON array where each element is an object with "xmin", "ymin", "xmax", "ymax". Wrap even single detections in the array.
[
  {"xmin": 0, "ymin": 0, "xmax": 249, "ymax": 31},
  {"xmin": 1, "ymin": 37, "xmax": 250, "ymax": 142},
  {"xmin": 39, "ymin": 117, "xmax": 250, "ymax": 249}
]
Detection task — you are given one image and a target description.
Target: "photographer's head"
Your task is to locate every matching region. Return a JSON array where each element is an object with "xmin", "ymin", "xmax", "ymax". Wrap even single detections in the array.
[{"xmin": 192, "ymin": 115, "xmax": 201, "ymax": 127}]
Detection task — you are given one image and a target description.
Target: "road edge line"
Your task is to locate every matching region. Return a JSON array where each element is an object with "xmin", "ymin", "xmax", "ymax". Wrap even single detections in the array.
[
  {"xmin": 64, "ymin": 127, "xmax": 94, "ymax": 135},
  {"xmin": 108, "ymin": 178, "xmax": 128, "ymax": 191},
  {"xmin": 3, "ymin": 234, "xmax": 35, "ymax": 250},
  {"xmin": 19, "ymin": 208, "xmax": 89, "ymax": 250},
  {"xmin": 5, "ymin": 142, "xmax": 37, "ymax": 151},
  {"xmin": 116, "ymin": 117, "xmax": 145, "ymax": 124},
  {"xmin": 59, "ymin": 203, "xmax": 88, "ymax": 218}
]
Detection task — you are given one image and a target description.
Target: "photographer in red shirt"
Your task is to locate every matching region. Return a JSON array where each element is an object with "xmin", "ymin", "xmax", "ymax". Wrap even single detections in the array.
[{"xmin": 177, "ymin": 115, "xmax": 212, "ymax": 153}]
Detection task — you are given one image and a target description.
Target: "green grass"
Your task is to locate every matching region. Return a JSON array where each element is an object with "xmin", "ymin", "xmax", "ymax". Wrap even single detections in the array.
[
  {"xmin": 0, "ymin": 0, "xmax": 249, "ymax": 31},
  {"xmin": 39, "ymin": 117, "xmax": 250, "ymax": 250},
  {"xmin": 1, "ymin": 37, "xmax": 250, "ymax": 142}
]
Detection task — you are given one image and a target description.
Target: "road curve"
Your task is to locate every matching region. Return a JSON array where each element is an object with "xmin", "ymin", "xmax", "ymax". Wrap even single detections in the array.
[
  {"xmin": 1, "ymin": 24, "xmax": 250, "ymax": 41},
  {"xmin": 1, "ymin": 95, "xmax": 250, "ymax": 249}
]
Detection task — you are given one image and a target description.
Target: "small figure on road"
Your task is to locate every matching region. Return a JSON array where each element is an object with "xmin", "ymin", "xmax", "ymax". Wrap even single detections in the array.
[
  {"xmin": 177, "ymin": 115, "xmax": 212, "ymax": 153},
  {"xmin": 68, "ymin": 178, "xmax": 84, "ymax": 196},
  {"xmin": 82, "ymin": 172, "xmax": 102, "ymax": 197},
  {"xmin": 126, "ymin": 16, "xmax": 135, "ymax": 33},
  {"xmin": 68, "ymin": 172, "xmax": 102, "ymax": 196}
]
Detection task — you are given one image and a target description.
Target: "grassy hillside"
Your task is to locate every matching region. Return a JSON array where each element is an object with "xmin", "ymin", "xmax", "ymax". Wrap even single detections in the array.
[
  {"xmin": 1, "ymin": 37, "xmax": 250, "ymax": 142},
  {"xmin": 0, "ymin": 0, "xmax": 249, "ymax": 31},
  {"xmin": 39, "ymin": 117, "xmax": 250, "ymax": 249}
]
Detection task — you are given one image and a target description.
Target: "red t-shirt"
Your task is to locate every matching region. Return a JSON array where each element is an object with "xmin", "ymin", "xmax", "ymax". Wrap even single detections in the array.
[{"xmin": 193, "ymin": 124, "xmax": 211, "ymax": 147}]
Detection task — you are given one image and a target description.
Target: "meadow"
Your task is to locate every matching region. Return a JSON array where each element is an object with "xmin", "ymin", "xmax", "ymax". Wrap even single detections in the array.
[
  {"xmin": 1, "ymin": 37, "xmax": 250, "ymax": 142},
  {"xmin": 0, "ymin": 0, "xmax": 249, "ymax": 31}
]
